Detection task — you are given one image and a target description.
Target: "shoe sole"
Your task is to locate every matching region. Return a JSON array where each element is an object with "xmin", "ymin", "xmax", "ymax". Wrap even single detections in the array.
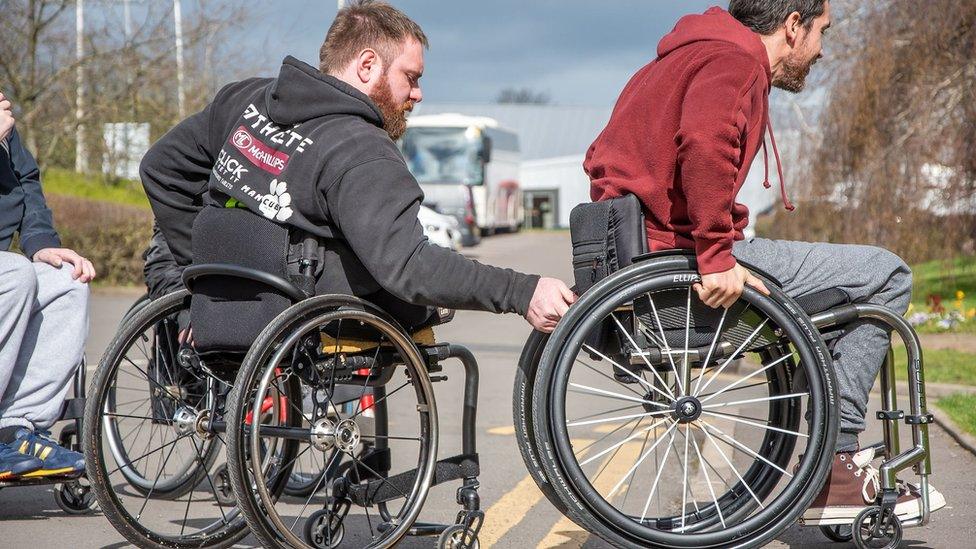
[
  {"xmin": 21, "ymin": 467, "xmax": 83, "ymax": 479},
  {"xmin": 801, "ymin": 487, "xmax": 947, "ymax": 526}
]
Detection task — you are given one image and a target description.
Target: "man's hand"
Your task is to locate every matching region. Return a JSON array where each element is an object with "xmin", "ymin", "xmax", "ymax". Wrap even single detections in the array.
[
  {"xmin": 693, "ymin": 262, "xmax": 769, "ymax": 309},
  {"xmin": 526, "ymin": 277, "xmax": 577, "ymax": 333},
  {"xmin": 0, "ymin": 91, "xmax": 14, "ymax": 143},
  {"xmin": 33, "ymin": 247, "xmax": 97, "ymax": 283}
]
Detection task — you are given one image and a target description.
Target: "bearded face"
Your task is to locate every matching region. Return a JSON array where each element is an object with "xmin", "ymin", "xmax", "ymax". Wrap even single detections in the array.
[
  {"xmin": 773, "ymin": 28, "xmax": 823, "ymax": 93},
  {"xmin": 369, "ymin": 71, "xmax": 414, "ymax": 141}
]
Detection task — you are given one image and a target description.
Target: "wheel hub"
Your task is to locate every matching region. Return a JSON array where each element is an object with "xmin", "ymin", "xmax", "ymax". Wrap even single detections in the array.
[
  {"xmin": 672, "ymin": 396, "xmax": 703, "ymax": 423},
  {"xmin": 310, "ymin": 418, "xmax": 337, "ymax": 452},
  {"xmin": 334, "ymin": 419, "xmax": 361, "ymax": 453},
  {"xmin": 172, "ymin": 406, "xmax": 198, "ymax": 436}
]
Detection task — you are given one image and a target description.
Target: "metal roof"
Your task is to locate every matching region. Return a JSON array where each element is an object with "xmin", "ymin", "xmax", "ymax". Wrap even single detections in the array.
[{"xmin": 411, "ymin": 103, "xmax": 612, "ymax": 161}]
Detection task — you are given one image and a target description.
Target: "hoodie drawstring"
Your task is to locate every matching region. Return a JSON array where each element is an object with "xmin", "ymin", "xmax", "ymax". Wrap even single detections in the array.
[{"xmin": 764, "ymin": 119, "xmax": 795, "ymax": 211}]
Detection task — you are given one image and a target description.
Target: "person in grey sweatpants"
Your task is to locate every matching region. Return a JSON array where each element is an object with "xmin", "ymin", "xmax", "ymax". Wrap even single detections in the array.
[
  {"xmin": 732, "ymin": 237, "xmax": 913, "ymax": 451},
  {"xmin": 0, "ymin": 100, "xmax": 95, "ymax": 479}
]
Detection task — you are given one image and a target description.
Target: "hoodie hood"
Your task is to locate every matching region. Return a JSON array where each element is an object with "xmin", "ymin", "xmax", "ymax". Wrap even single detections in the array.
[
  {"xmin": 658, "ymin": 7, "xmax": 770, "ymax": 79},
  {"xmin": 266, "ymin": 56, "xmax": 384, "ymax": 128}
]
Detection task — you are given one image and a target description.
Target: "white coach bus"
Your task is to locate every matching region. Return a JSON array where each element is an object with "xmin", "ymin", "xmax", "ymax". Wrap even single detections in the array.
[{"xmin": 399, "ymin": 114, "xmax": 522, "ymax": 246}]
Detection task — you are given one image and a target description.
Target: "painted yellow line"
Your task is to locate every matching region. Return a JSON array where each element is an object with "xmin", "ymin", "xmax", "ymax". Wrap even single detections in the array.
[
  {"xmin": 480, "ymin": 439, "xmax": 595, "ymax": 547},
  {"xmin": 537, "ymin": 440, "xmax": 644, "ymax": 548},
  {"xmin": 488, "ymin": 425, "xmax": 516, "ymax": 436}
]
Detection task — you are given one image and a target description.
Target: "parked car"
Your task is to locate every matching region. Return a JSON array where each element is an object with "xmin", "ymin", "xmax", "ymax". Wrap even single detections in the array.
[{"xmin": 419, "ymin": 204, "xmax": 462, "ymax": 251}]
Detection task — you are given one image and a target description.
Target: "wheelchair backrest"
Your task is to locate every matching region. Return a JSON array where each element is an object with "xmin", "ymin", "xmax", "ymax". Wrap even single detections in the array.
[{"xmin": 189, "ymin": 206, "xmax": 294, "ymax": 353}]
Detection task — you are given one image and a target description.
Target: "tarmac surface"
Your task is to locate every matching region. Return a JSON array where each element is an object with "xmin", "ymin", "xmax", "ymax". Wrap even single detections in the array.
[{"xmin": 1, "ymin": 231, "xmax": 972, "ymax": 548}]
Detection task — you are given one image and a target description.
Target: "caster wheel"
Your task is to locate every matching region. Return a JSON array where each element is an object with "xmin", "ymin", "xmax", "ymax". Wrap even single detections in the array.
[
  {"xmin": 853, "ymin": 507, "xmax": 903, "ymax": 549},
  {"xmin": 212, "ymin": 463, "xmax": 236, "ymax": 506},
  {"xmin": 55, "ymin": 481, "xmax": 98, "ymax": 515},
  {"xmin": 821, "ymin": 524, "xmax": 854, "ymax": 543},
  {"xmin": 437, "ymin": 524, "xmax": 480, "ymax": 549},
  {"xmin": 304, "ymin": 509, "xmax": 344, "ymax": 548}
]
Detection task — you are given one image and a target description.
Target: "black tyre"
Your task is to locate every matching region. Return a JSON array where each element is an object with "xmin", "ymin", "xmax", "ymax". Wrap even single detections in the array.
[
  {"xmin": 84, "ymin": 290, "xmax": 248, "ymax": 548},
  {"xmin": 530, "ymin": 260, "xmax": 838, "ymax": 548},
  {"xmin": 225, "ymin": 295, "xmax": 439, "ymax": 549}
]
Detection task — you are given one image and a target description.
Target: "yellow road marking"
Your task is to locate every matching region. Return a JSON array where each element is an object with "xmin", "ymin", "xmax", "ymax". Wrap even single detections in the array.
[
  {"xmin": 537, "ymin": 440, "xmax": 644, "ymax": 548},
  {"xmin": 488, "ymin": 425, "xmax": 516, "ymax": 436},
  {"xmin": 480, "ymin": 439, "xmax": 594, "ymax": 547}
]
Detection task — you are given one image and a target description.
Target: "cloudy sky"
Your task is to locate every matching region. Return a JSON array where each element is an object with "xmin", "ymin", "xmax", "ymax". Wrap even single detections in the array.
[{"xmin": 241, "ymin": 1, "xmax": 722, "ymax": 107}]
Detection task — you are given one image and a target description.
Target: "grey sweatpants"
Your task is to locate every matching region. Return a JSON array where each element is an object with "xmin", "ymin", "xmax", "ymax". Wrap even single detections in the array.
[
  {"xmin": 0, "ymin": 251, "xmax": 90, "ymax": 431},
  {"xmin": 731, "ymin": 238, "xmax": 912, "ymax": 450}
]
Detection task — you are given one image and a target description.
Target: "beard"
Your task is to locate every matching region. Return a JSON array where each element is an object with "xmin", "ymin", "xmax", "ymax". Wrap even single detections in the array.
[
  {"xmin": 773, "ymin": 49, "xmax": 817, "ymax": 93},
  {"xmin": 369, "ymin": 75, "xmax": 414, "ymax": 141}
]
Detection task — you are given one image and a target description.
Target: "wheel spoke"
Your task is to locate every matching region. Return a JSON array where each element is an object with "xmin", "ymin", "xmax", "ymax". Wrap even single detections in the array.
[
  {"xmin": 568, "ymin": 403, "xmax": 642, "ymax": 425},
  {"xmin": 606, "ymin": 316, "xmax": 676, "ymax": 401},
  {"xmin": 135, "ymin": 434, "xmax": 184, "ymax": 519},
  {"xmin": 700, "ymin": 410, "xmax": 808, "ymax": 438},
  {"xmin": 567, "ymin": 409, "xmax": 671, "ymax": 428},
  {"xmin": 690, "ymin": 431, "xmax": 726, "ymax": 528},
  {"xmin": 108, "ymin": 432, "xmax": 193, "ymax": 477},
  {"xmin": 608, "ymin": 420, "xmax": 679, "ymax": 498},
  {"xmin": 694, "ymin": 319, "xmax": 769, "ymax": 397},
  {"xmin": 679, "ymin": 286, "xmax": 692, "ymax": 396},
  {"xmin": 640, "ymin": 421, "xmax": 679, "ymax": 522},
  {"xmin": 189, "ymin": 436, "xmax": 229, "ymax": 524},
  {"xmin": 701, "ymin": 392, "xmax": 808, "ymax": 410},
  {"xmin": 644, "ymin": 297, "xmax": 684, "ymax": 397},
  {"xmin": 699, "ymin": 420, "xmax": 792, "ymax": 478},
  {"xmin": 568, "ymin": 383, "xmax": 658, "ymax": 406},
  {"xmin": 680, "ymin": 423, "xmax": 691, "ymax": 529},
  {"xmin": 577, "ymin": 358, "xmax": 655, "ymax": 401},
  {"xmin": 695, "ymin": 423, "xmax": 765, "ymax": 510},
  {"xmin": 691, "ymin": 307, "xmax": 728, "ymax": 395},
  {"xmin": 579, "ymin": 417, "xmax": 668, "ymax": 467},
  {"xmin": 291, "ymin": 448, "xmax": 343, "ymax": 531},
  {"xmin": 699, "ymin": 352, "xmax": 795, "ymax": 404}
]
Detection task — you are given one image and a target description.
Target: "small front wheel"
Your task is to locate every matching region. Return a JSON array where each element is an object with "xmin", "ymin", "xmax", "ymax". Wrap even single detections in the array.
[
  {"xmin": 437, "ymin": 524, "xmax": 480, "ymax": 549},
  {"xmin": 820, "ymin": 523, "xmax": 854, "ymax": 542},
  {"xmin": 853, "ymin": 507, "xmax": 903, "ymax": 549},
  {"xmin": 212, "ymin": 463, "xmax": 236, "ymax": 506},
  {"xmin": 55, "ymin": 481, "xmax": 98, "ymax": 515},
  {"xmin": 303, "ymin": 509, "xmax": 344, "ymax": 549}
]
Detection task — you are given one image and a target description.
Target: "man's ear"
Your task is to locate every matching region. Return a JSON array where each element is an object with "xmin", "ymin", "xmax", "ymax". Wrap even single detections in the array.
[
  {"xmin": 356, "ymin": 48, "xmax": 380, "ymax": 84},
  {"xmin": 784, "ymin": 11, "xmax": 803, "ymax": 47}
]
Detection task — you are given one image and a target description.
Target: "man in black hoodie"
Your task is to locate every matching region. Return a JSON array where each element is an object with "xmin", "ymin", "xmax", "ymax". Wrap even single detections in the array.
[{"xmin": 141, "ymin": 0, "xmax": 574, "ymax": 333}]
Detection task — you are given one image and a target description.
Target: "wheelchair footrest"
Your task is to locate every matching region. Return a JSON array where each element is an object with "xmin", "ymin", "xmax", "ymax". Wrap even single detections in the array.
[{"xmin": 348, "ymin": 453, "xmax": 480, "ymax": 506}]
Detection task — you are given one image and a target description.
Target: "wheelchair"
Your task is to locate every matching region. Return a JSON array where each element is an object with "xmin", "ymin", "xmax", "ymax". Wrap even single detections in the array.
[
  {"xmin": 513, "ymin": 248, "xmax": 937, "ymax": 549},
  {"xmin": 0, "ymin": 351, "xmax": 94, "ymax": 514},
  {"xmin": 84, "ymin": 207, "xmax": 486, "ymax": 549}
]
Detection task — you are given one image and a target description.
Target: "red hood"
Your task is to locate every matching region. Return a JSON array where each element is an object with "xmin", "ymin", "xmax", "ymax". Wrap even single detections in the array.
[{"xmin": 658, "ymin": 7, "xmax": 771, "ymax": 81}]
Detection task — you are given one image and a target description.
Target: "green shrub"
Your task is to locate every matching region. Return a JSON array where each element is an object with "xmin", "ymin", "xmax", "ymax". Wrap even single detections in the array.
[{"xmin": 45, "ymin": 194, "xmax": 153, "ymax": 286}]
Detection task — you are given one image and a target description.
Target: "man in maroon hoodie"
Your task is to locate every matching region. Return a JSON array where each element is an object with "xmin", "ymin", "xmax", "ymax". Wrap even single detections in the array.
[{"xmin": 586, "ymin": 0, "xmax": 944, "ymax": 524}]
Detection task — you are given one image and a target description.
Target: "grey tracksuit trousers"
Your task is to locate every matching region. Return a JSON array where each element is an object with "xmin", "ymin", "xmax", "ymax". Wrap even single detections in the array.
[
  {"xmin": 0, "ymin": 251, "xmax": 89, "ymax": 431},
  {"xmin": 732, "ymin": 238, "xmax": 913, "ymax": 451}
]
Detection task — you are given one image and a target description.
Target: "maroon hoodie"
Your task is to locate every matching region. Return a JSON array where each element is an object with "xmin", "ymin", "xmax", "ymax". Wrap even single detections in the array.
[{"xmin": 585, "ymin": 7, "xmax": 791, "ymax": 275}]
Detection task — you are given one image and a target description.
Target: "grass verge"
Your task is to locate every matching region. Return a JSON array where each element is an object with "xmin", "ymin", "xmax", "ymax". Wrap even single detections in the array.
[{"xmin": 936, "ymin": 394, "xmax": 976, "ymax": 438}]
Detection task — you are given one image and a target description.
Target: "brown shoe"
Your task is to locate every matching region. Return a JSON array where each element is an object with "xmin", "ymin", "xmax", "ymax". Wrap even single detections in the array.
[{"xmin": 802, "ymin": 448, "xmax": 948, "ymax": 525}]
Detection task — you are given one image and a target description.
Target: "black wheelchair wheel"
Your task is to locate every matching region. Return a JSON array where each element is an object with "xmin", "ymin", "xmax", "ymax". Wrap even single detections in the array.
[
  {"xmin": 513, "ymin": 330, "xmax": 570, "ymax": 516},
  {"xmin": 530, "ymin": 262, "xmax": 838, "ymax": 549},
  {"xmin": 225, "ymin": 295, "xmax": 439, "ymax": 549},
  {"xmin": 84, "ymin": 290, "xmax": 249, "ymax": 549}
]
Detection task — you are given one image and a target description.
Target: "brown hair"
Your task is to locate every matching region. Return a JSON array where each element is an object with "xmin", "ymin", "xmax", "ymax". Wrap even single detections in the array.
[{"xmin": 319, "ymin": 0, "xmax": 429, "ymax": 74}]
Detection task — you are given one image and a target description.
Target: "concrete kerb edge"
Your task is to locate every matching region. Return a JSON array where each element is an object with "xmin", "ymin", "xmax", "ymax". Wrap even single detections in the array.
[{"xmin": 930, "ymin": 405, "xmax": 976, "ymax": 457}]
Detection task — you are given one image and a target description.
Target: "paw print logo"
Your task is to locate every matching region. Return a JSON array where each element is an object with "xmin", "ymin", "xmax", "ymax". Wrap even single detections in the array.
[{"xmin": 258, "ymin": 179, "xmax": 294, "ymax": 222}]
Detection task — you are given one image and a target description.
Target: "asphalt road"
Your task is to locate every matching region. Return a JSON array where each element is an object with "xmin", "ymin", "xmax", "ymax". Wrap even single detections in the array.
[{"xmin": 1, "ymin": 231, "xmax": 973, "ymax": 548}]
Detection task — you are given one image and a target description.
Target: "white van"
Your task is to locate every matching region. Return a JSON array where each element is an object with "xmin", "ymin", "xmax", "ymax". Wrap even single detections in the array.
[{"xmin": 398, "ymin": 114, "xmax": 522, "ymax": 246}]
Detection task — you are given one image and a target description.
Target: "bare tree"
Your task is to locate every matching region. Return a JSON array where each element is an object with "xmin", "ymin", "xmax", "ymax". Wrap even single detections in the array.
[
  {"xmin": 763, "ymin": 0, "xmax": 976, "ymax": 263},
  {"xmin": 496, "ymin": 87, "xmax": 551, "ymax": 105}
]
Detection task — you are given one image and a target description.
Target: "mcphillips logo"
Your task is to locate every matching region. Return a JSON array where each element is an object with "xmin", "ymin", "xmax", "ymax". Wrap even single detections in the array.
[{"xmin": 230, "ymin": 126, "xmax": 290, "ymax": 176}]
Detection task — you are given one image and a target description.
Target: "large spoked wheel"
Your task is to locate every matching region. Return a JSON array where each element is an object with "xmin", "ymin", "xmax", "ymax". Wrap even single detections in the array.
[
  {"xmin": 83, "ymin": 290, "xmax": 249, "ymax": 548},
  {"xmin": 530, "ymin": 264, "xmax": 838, "ymax": 549},
  {"xmin": 226, "ymin": 295, "xmax": 438, "ymax": 549}
]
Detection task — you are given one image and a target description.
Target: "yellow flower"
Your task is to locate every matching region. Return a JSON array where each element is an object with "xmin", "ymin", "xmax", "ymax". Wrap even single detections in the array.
[
  {"xmin": 908, "ymin": 303, "xmax": 915, "ymax": 313},
  {"xmin": 968, "ymin": 308, "xmax": 976, "ymax": 319},
  {"xmin": 956, "ymin": 300, "xmax": 965, "ymax": 310},
  {"xmin": 957, "ymin": 290, "xmax": 966, "ymax": 301}
]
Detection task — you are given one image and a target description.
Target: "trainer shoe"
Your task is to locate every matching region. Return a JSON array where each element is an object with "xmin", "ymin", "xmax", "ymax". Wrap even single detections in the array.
[
  {"xmin": 11, "ymin": 427, "xmax": 85, "ymax": 478},
  {"xmin": 802, "ymin": 448, "xmax": 947, "ymax": 524},
  {"xmin": 0, "ymin": 440, "xmax": 43, "ymax": 480}
]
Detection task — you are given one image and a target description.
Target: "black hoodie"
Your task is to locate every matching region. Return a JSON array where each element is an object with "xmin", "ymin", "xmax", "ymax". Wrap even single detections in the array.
[{"xmin": 141, "ymin": 57, "xmax": 539, "ymax": 315}]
